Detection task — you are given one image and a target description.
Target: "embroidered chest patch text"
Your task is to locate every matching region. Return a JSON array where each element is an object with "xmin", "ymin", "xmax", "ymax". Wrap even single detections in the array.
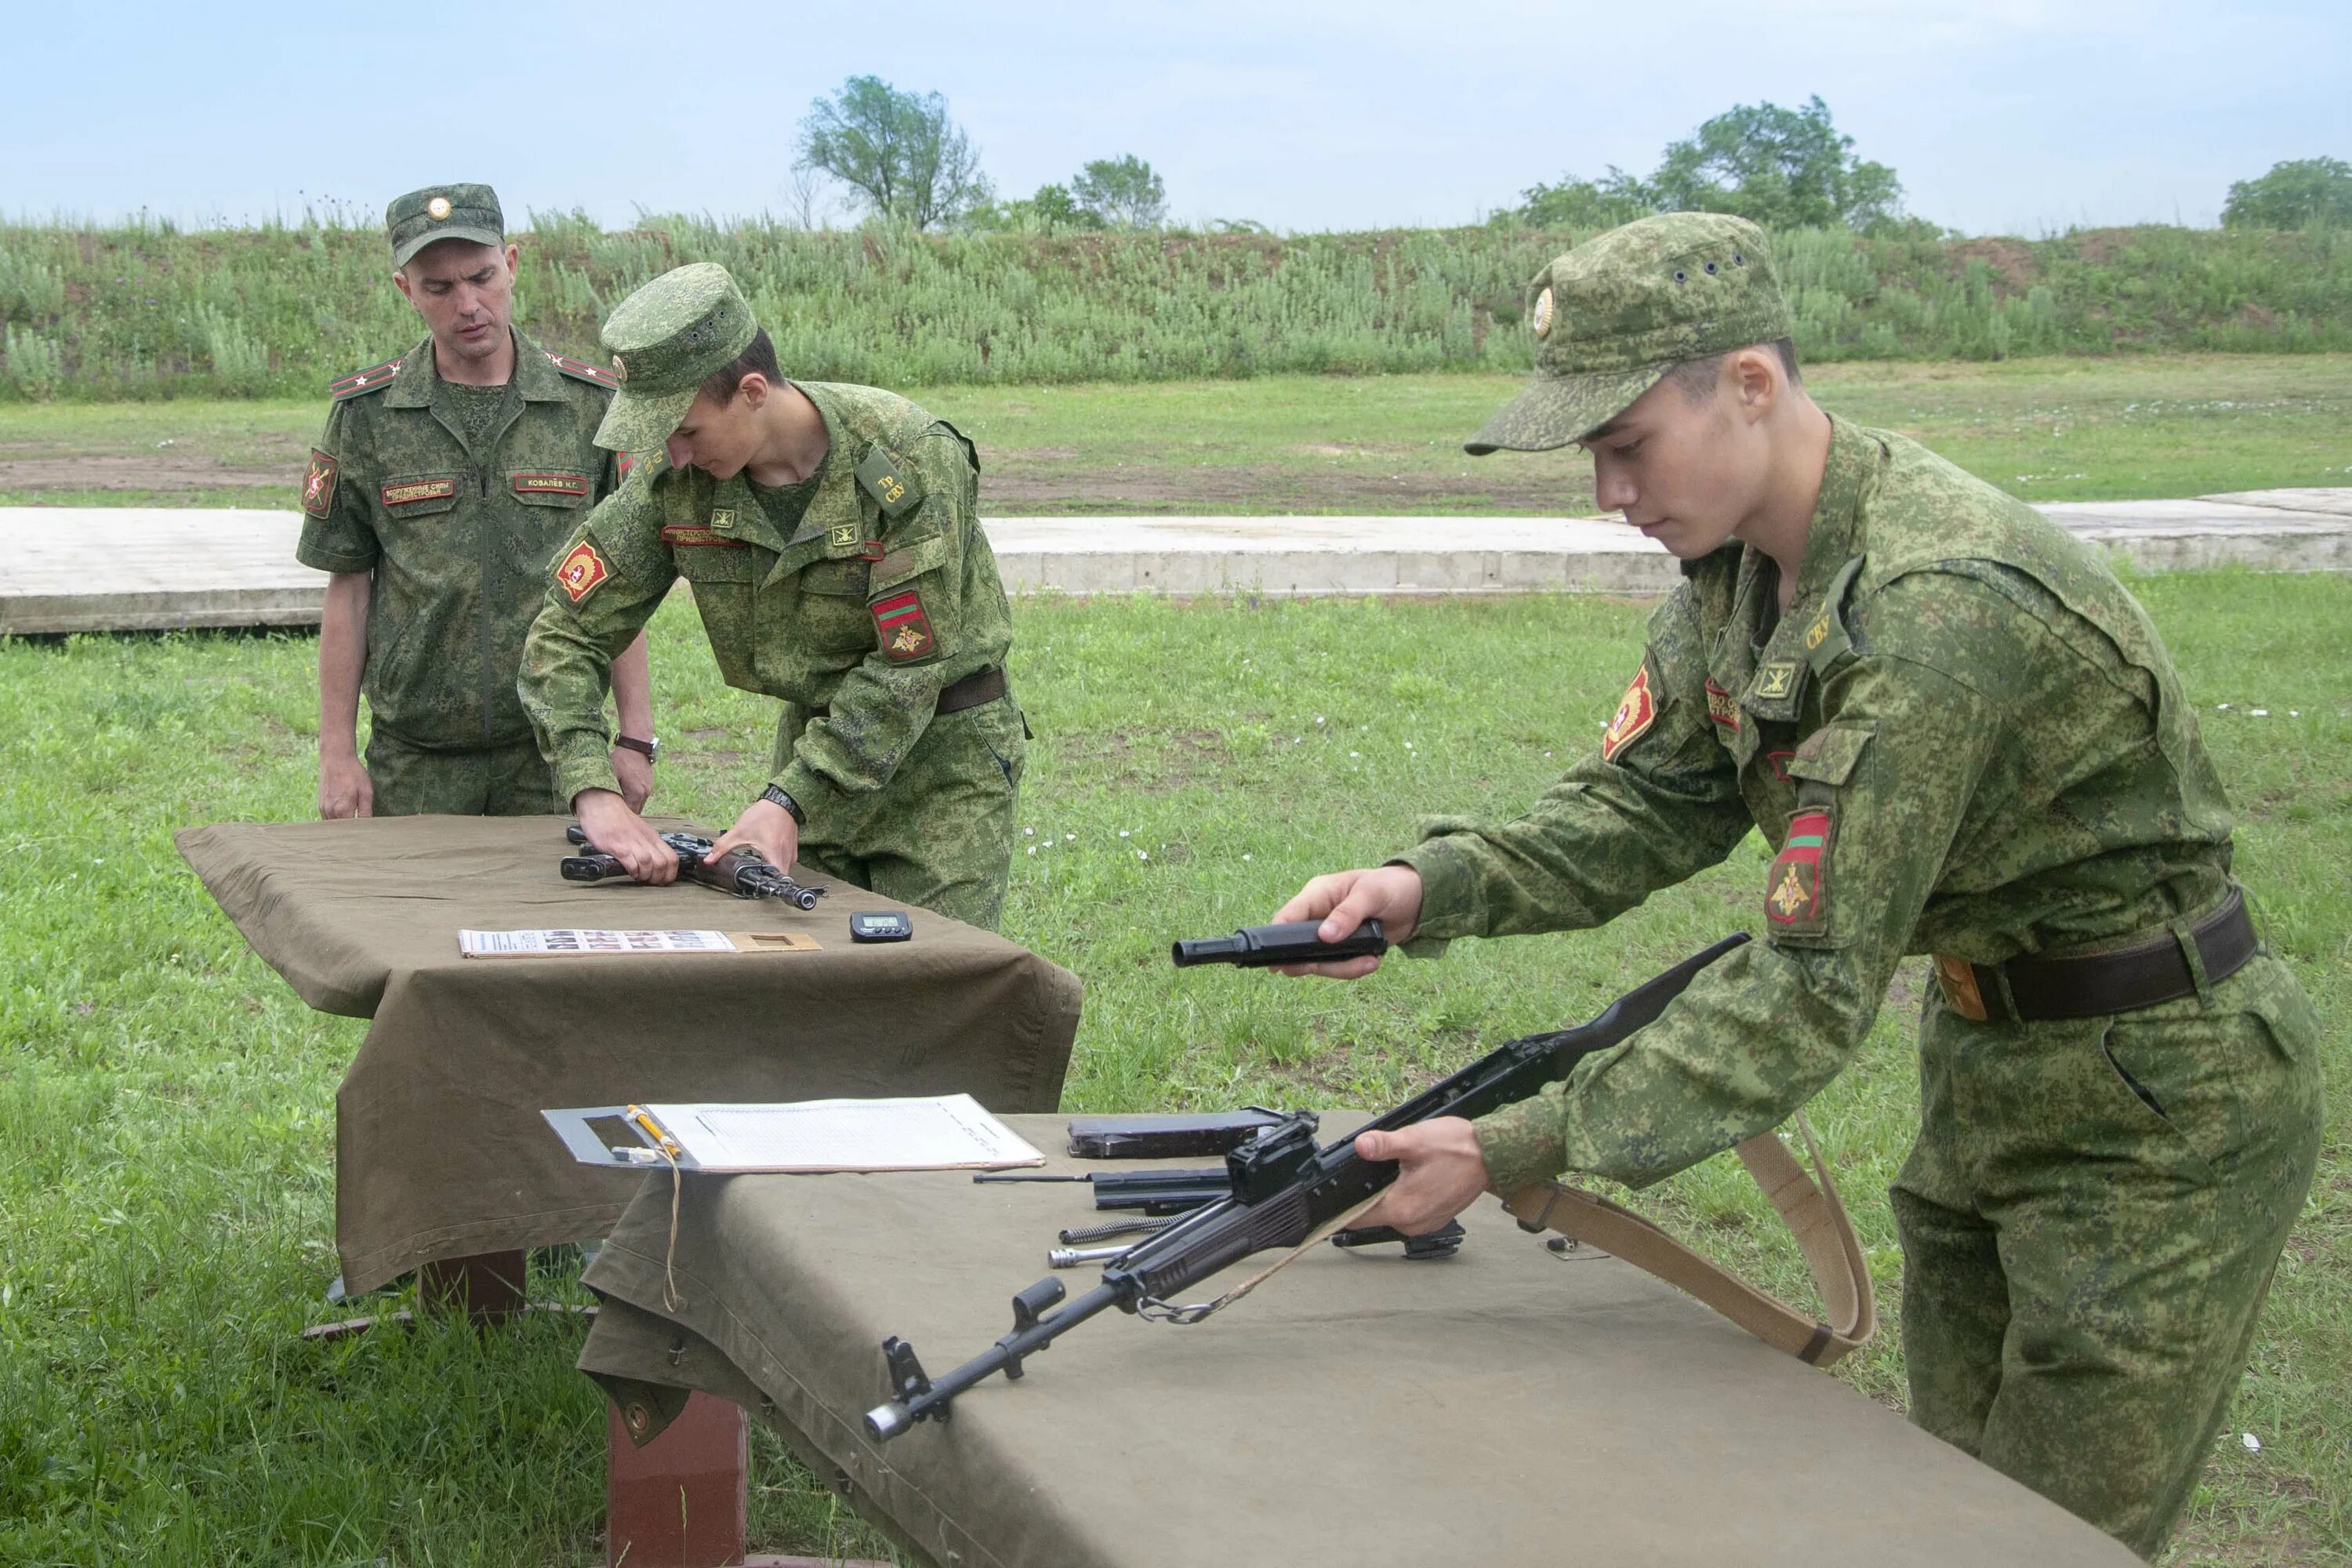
[
  {"xmin": 381, "ymin": 478, "xmax": 456, "ymax": 507},
  {"xmin": 556, "ymin": 540, "xmax": 610, "ymax": 603},
  {"xmin": 514, "ymin": 472, "xmax": 588, "ymax": 496},
  {"xmin": 1599, "ymin": 663, "xmax": 1657, "ymax": 763},
  {"xmin": 1705, "ymin": 678, "xmax": 1740, "ymax": 730},
  {"xmin": 871, "ymin": 588, "xmax": 936, "ymax": 660},
  {"xmin": 659, "ymin": 524, "xmax": 745, "ymax": 548},
  {"xmin": 1766, "ymin": 808, "xmax": 1833, "ymax": 930},
  {"xmin": 301, "ymin": 450, "xmax": 339, "ymax": 517}
]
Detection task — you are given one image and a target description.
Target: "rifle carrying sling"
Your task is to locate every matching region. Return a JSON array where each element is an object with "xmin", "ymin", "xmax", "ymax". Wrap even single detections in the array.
[{"xmin": 1502, "ymin": 1110, "xmax": 1875, "ymax": 1367}]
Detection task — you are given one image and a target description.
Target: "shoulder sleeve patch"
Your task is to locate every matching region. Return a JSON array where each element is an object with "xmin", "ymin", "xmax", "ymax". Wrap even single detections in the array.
[
  {"xmin": 300, "ymin": 449, "xmax": 339, "ymax": 517},
  {"xmin": 546, "ymin": 351, "xmax": 619, "ymax": 390},
  {"xmin": 870, "ymin": 587, "xmax": 938, "ymax": 662},
  {"xmin": 1599, "ymin": 659, "xmax": 1660, "ymax": 763},
  {"xmin": 329, "ymin": 358, "xmax": 403, "ymax": 401},
  {"xmin": 556, "ymin": 539, "xmax": 611, "ymax": 603},
  {"xmin": 855, "ymin": 446, "xmax": 923, "ymax": 517}
]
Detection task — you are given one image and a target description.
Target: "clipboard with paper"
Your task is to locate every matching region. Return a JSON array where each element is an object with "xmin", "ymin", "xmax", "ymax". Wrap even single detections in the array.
[{"xmin": 542, "ymin": 1094, "xmax": 1048, "ymax": 1174}]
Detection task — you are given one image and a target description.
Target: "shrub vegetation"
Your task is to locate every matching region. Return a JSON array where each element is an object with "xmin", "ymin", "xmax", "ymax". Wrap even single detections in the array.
[{"xmin": 2, "ymin": 215, "xmax": 2349, "ymax": 402}]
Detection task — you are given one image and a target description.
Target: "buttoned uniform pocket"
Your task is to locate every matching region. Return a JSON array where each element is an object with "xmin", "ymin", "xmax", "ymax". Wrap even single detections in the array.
[
  {"xmin": 796, "ymin": 557, "xmax": 881, "ymax": 656},
  {"xmin": 673, "ymin": 543, "xmax": 763, "ymax": 690}
]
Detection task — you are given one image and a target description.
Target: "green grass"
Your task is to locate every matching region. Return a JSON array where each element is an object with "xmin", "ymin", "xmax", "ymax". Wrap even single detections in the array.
[
  {"xmin": 5, "ymin": 216, "xmax": 2350, "ymax": 401},
  {"xmin": 1, "ymin": 573, "xmax": 2347, "ymax": 1563},
  {"xmin": 3, "ymin": 354, "xmax": 2347, "ymax": 514}
]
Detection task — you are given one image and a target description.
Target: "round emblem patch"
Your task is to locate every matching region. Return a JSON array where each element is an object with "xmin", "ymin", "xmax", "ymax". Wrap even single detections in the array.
[
  {"xmin": 609, "ymin": 354, "xmax": 627, "ymax": 383},
  {"xmin": 1530, "ymin": 286, "xmax": 1555, "ymax": 339},
  {"xmin": 426, "ymin": 195, "xmax": 452, "ymax": 220}
]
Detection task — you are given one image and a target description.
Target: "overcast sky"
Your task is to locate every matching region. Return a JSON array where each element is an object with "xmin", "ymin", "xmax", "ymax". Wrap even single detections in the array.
[{"xmin": 5, "ymin": 1, "xmax": 2343, "ymax": 236}]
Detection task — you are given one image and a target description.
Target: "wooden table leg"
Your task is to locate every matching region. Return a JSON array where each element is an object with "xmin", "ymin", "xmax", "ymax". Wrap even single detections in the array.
[
  {"xmin": 605, "ymin": 1392, "xmax": 887, "ymax": 1568},
  {"xmin": 608, "ymin": 1390, "xmax": 748, "ymax": 1568},
  {"xmin": 419, "ymin": 1249, "xmax": 528, "ymax": 1324}
]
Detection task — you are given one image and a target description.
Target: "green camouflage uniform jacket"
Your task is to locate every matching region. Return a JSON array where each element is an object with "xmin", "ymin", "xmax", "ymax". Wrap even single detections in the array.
[
  {"xmin": 519, "ymin": 381, "xmax": 1014, "ymax": 822},
  {"xmin": 1397, "ymin": 416, "xmax": 2243, "ymax": 1194},
  {"xmin": 296, "ymin": 328, "xmax": 620, "ymax": 750}
]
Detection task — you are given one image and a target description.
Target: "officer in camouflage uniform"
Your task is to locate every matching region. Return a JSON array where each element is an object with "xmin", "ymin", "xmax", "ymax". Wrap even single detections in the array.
[
  {"xmin": 518, "ymin": 263, "xmax": 1025, "ymax": 930},
  {"xmin": 1276, "ymin": 214, "xmax": 2322, "ymax": 1559},
  {"xmin": 299, "ymin": 183, "xmax": 656, "ymax": 818}
]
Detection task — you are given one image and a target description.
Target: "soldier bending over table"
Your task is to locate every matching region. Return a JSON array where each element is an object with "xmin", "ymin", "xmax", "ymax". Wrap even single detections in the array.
[{"xmin": 1272, "ymin": 213, "xmax": 2322, "ymax": 1560}]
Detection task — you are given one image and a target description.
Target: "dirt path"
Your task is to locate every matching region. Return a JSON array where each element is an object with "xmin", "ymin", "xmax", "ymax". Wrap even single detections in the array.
[{"xmin": 0, "ymin": 452, "xmax": 1596, "ymax": 514}]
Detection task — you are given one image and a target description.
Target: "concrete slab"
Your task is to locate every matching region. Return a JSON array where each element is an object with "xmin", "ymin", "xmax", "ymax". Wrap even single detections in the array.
[
  {"xmin": 5, "ymin": 491, "xmax": 2347, "ymax": 635},
  {"xmin": 2201, "ymin": 487, "xmax": 2352, "ymax": 518},
  {"xmin": 0, "ymin": 508, "xmax": 325, "ymax": 634}
]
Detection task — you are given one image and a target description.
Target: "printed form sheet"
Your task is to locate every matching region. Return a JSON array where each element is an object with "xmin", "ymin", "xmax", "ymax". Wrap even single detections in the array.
[{"xmin": 644, "ymin": 1094, "xmax": 1047, "ymax": 1172}]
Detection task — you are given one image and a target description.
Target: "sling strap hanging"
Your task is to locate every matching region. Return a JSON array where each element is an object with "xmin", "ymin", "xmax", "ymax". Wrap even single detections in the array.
[{"xmin": 1501, "ymin": 1111, "xmax": 1875, "ymax": 1367}]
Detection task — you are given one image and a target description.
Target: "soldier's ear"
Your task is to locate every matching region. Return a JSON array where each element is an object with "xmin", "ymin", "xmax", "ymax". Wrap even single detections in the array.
[
  {"xmin": 501, "ymin": 242, "xmax": 520, "ymax": 277},
  {"xmin": 735, "ymin": 373, "xmax": 771, "ymax": 412},
  {"xmin": 392, "ymin": 268, "xmax": 416, "ymax": 305},
  {"xmin": 1731, "ymin": 347, "xmax": 1780, "ymax": 419}
]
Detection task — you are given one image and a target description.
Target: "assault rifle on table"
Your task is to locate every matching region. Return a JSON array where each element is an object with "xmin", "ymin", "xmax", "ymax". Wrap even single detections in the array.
[
  {"xmin": 560, "ymin": 824, "xmax": 827, "ymax": 911},
  {"xmin": 862, "ymin": 931, "xmax": 1749, "ymax": 1441}
]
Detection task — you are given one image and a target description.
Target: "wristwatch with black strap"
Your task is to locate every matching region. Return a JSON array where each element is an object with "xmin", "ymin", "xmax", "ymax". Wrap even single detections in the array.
[{"xmin": 760, "ymin": 782, "xmax": 806, "ymax": 827}]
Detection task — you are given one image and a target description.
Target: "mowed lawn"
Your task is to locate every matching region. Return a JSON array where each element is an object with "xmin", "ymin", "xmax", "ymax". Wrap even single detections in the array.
[
  {"xmin": 2, "ymin": 575, "xmax": 2349, "ymax": 1565},
  {"xmin": 2, "ymin": 352, "xmax": 2348, "ymax": 514}
]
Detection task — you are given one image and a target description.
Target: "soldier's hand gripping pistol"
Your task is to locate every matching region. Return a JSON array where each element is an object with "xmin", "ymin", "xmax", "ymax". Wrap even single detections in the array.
[{"xmin": 561, "ymin": 824, "xmax": 827, "ymax": 911}]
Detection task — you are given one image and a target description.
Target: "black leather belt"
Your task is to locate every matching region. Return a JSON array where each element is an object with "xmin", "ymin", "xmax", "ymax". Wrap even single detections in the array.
[
  {"xmin": 811, "ymin": 666, "xmax": 1004, "ymax": 721},
  {"xmin": 1932, "ymin": 887, "xmax": 2258, "ymax": 1024}
]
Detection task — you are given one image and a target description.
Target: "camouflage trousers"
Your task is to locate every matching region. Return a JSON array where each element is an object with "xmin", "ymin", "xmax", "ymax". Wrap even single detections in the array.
[
  {"xmin": 1891, "ymin": 952, "xmax": 2323, "ymax": 1559},
  {"xmin": 775, "ymin": 694, "xmax": 1025, "ymax": 932},
  {"xmin": 365, "ymin": 728, "xmax": 564, "ymax": 818}
]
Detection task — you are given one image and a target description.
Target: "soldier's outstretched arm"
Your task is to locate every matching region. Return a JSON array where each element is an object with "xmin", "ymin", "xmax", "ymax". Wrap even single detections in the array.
[
  {"xmin": 1312, "ymin": 585, "xmax": 1751, "ymax": 964},
  {"xmin": 1471, "ymin": 572, "xmax": 2032, "ymax": 1196},
  {"xmin": 768, "ymin": 430, "xmax": 1000, "ymax": 820},
  {"xmin": 517, "ymin": 483, "xmax": 679, "ymax": 811}
]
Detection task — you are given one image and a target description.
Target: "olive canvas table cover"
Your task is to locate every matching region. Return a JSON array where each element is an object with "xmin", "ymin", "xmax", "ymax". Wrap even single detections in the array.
[
  {"xmin": 576, "ymin": 1113, "xmax": 2136, "ymax": 1568},
  {"xmin": 175, "ymin": 815, "xmax": 1081, "ymax": 1294}
]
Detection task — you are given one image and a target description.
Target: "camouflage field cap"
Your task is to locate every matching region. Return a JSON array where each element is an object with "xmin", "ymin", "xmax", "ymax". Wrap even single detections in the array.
[
  {"xmin": 387, "ymin": 183, "xmax": 505, "ymax": 269},
  {"xmin": 1465, "ymin": 212, "xmax": 1794, "ymax": 456},
  {"xmin": 593, "ymin": 262, "xmax": 760, "ymax": 453}
]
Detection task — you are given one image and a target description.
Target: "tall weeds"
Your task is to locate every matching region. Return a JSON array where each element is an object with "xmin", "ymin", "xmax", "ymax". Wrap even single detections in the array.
[{"xmin": 2, "ymin": 213, "xmax": 2343, "ymax": 401}]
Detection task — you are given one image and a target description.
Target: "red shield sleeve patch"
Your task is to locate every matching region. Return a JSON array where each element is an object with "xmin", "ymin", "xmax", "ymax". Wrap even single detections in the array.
[
  {"xmin": 1599, "ymin": 662, "xmax": 1658, "ymax": 763},
  {"xmin": 1766, "ymin": 808, "xmax": 1834, "ymax": 931},
  {"xmin": 870, "ymin": 589, "xmax": 936, "ymax": 661},
  {"xmin": 556, "ymin": 540, "xmax": 610, "ymax": 604},
  {"xmin": 301, "ymin": 449, "xmax": 339, "ymax": 518}
]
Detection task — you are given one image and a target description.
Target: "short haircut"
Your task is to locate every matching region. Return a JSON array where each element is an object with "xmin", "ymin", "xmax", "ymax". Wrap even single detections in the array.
[
  {"xmin": 699, "ymin": 328, "xmax": 782, "ymax": 405},
  {"xmin": 1667, "ymin": 337, "xmax": 1802, "ymax": 401}
]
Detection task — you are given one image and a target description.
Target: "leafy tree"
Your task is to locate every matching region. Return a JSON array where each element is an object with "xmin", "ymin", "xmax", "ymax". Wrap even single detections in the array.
[
  {"xmin": 965, "ymin": 183, "xmax": 1106, "ymax": 235},
  {"xmin": 1511, "ymin": 169, "xmax": 1655, "ymax": 230},
  {"xmin": 795, "ymin": 75, "xmax": 991, "ymax": 230},
  {"xmin": 1510, "ymin": 95, "xmax": 1909, "ymax": 233},
  {"xmin": 2223, "ymin": 157, "xmax": 2352, "ymax": 229},
  {"xmin": 1072, "ymin": 155, "xmax": 1168, "ymax": 229},
  {"xmin": 1647, "ymin": 96, "xmax": 1904, "ymax": 231}
]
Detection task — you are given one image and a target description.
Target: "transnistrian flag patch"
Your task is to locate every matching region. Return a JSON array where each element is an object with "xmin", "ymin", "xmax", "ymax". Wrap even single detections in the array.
[
  {"xmin": 301, "ymin": 449, "xmax": 339, "ymax": 517},
  {"xmin": 556, "ymin": 540, "xmax": 609, "ymax": 603},
  {"xmin": 1766, "ymin": 808, "xmax": 1833, "ymax": 929},
  {"xmin": 1599, "ymin": 662, "xmax": 1657, "ymax": 763},
  {"xmin": 871, "ymin": 588, "xmax": 936, "ymax": 660}
]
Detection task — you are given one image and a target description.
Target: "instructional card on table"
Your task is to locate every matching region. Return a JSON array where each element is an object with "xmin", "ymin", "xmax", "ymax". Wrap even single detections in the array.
[
  {"xmin": 460, "ymin": 927, "xmax": 738, "ymax": 956},
  {"xmin": 640, "ymin": 1094, "xmax": 1047, "ymax": 1172}
]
